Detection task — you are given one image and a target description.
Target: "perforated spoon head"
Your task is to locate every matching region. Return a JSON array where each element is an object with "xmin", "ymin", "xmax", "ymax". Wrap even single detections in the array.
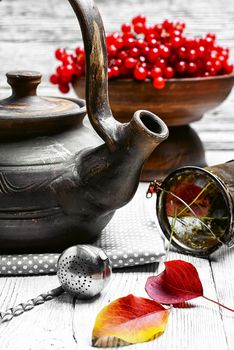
[{"xmin": 57, "ymin": 245, "xmax": 112, "ymax": 299}]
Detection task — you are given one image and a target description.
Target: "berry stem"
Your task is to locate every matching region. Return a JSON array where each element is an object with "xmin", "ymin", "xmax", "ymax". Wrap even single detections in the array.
[{"xmin": 202, "ymin": 295, "xmax": 234, "ymax": 312}]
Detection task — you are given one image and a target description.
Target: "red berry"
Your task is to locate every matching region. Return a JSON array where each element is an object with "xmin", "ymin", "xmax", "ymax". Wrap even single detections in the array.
[
  {"xmin": 148, "ymin": 38, "xmax": 158, "ymax": 47},
  {"xmin": 124, "ymin": 37, "xmax": 135, "ymax": 49},
  {"xmin": 175, "ymin": 21, "xmax": 186, "ymax": 32},
  {"xmin": 153, "ymin": 76, "xmax": 166, "ymax": 89},
  {"xmin": 185, "ymin": 38, "xmax": 197, "ymax": 49},
  {"xmin": 177, "ymin": 47, "xmax": 187, "ymax": 59},
  {"xmin": 223, "ymin": 62, "xmax": 233, "ymax": 74},
  {"xmin": 77, "ymin": 53, "xmax": 85, "ymax": 66},
  {"xmin": 142, "ymin": 46, "xmax": 150, "ymax": 56},
  {"xmin": 59, "ymin": 83, "xmax": 70, "ymax": 93},
  {"xmin": 156, "ymin": 58, "xmax": 166, "ymax": 70},
  {"xmin": 55, "ymin": 48, "xmax": 65, "ymax": 61},
  {"xmin": 50, "ymin": 74, "xmax": 59, "ymax": 84},
  {"xmin": 209, "ymin": 67, "xmax": 217, "ymax": 76},
  {"xmin": 108, "ymin": 44, "xmax": 118, "ymax": 58},
  {"xmin": 214, "ymin": 59, "xmax": 222, "ymax": 72},
  {"xmin": 187, "ymin": 62, "xmax": 197, "ymax": 75},
  {"xmin": 115, "ymin": 37, "xmax": 124, "ymax": 49},
  {"xmin": 171, "ymin": 30, "xmax": 182, "ymax": 38},
  {"xmin": 121, "ymin": 23, "xmax": 131, "ymax": 33},
  {"xmin": 197, "ymin": 46, "xmax": 205, "ymax": 58},
  {"xmin": 56, "ymin": 65, "xmax": 64, "ymax": 75},
  {"xmin": 61, "ymin": 64, "xmax": 74, "ymax": 83},
  {"xmin": 171, "ymin": 36, "xmax": 183, "ymax": 48},
  {"xmin": 162, "ymin": 19, "xmax": 173, "ymax": 31},
  {"xmin": 74, "ymin": 65, "xmax": 83, "ymax": 77},
  {"xmin": 151, "ymin": 67, "xmax": 162, "ymax": 78},
  {"xmin": 75, "ymin": 47, "xmax": 83, "ymax": 56},
  {"xmin": 114, "ymin": 58, "xmax": 123, "ymax": 67},
  {"xmin": 124, "ymin": 57, "xmax": 137, "ymax": 69},
  {"xmin": 61, "ymin": 54, "xmax": 74, "ymax": 65},
  {"xmin": 118, "ymin": 50, "xmax": 128, "ymax": 61},
  {"xmin": 210, "ymin": 50, "xmax": 218, "ymax": 61},
  {"xmin": 122, "ymin": 32, "xmax": 134, "ymax": 40},
  {"xmin": 203, "ymin": 36, "xmax": 214, "ymax": 48},
  {"xmin": 176, "ymin": 61, "xmax": 187, "ymax": 74},
  {"xmin": 154, "ymin": 24, "xmax": 163, "ymax": 35},
  {"xmin": 187, "ymin": 49, "xmax": 198, "ymax": 62},
  {"xmin": 218, "ymin": 55, "xmax": 226, "ymax": 64},
  {"xmin": 136, "ymin": 39, "xmax": 147, "ymax": 50},
  {"xmin": 206, "ymin": 33, "xmax": 216, "ymax": 41},
  {"xmin": 148, "ymin": 47, "xmax": 159, "ymax": 63},
  {"xmin": 111, "ymin": 66, "xmax": 120, "ymax": 77},
  {"xmin": 134, "ymin": 22, "xmax": 147, "ymax": 34},
  {"xmin": 134, "ymin": 66, "xmax": 147, "ymax": 80},
  {"xmin": 132, "ymin": 15, "xmax": 146, "ymax": 26},
  {"xmin": 221, "ymin": 49, "xmax": 229, "ymax": 59},
  {"xmin": 164, "ymin": 66, "xmax": 175, "ymax": 79},
  {"xmin": 129, "ymin": 47, "xmax": 140, "ymax": 58},
  {"xmin": 159, "ymin": 45, "xmax": 171, "ymax": 59}
]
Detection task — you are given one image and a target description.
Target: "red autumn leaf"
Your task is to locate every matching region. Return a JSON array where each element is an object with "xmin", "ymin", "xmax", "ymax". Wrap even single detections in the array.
[
  {"xmin": 145, "ymin": 260, "xmax": 203, "ymax": 304},
  {"xmin": 145, "ymin": 260, "xmax": 234, "ymax": 312},
  {"xmin": 92, "ymin": 294, "xmax": 169, "ymax": 347}
]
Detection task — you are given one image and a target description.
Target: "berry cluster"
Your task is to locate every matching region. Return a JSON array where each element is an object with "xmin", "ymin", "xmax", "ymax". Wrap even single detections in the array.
[{"xmin": 50, "ymin": 16, "xmax": 233, "ymax": 93}]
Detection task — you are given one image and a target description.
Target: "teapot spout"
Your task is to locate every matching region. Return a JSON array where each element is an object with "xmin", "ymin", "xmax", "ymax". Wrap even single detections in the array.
[
  {"xmin": 103, "ymin": 110, "xmax": 168, "ymax": 208},
  {"xmin": 123, "ymin": 110, "xmax": 169, "ymax": 163}
]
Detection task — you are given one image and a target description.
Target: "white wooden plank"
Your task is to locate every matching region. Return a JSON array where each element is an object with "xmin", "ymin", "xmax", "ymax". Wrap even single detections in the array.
[
  {"xmin": 210, "ymin": 247, "xmax": 234, "ymax": 350},
  {"xmin": 0, "ymin": 276, "xmax": 77, "ymax": 350}
]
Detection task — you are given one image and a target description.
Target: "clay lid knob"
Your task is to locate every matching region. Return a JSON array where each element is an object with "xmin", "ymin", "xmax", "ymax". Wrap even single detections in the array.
[{"xmin": 6, "ymin": 71, "xmax": 42, "ymax": 98}]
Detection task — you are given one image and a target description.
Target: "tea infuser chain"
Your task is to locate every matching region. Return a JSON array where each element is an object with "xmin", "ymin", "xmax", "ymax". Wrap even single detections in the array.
[{"xmin": 0, "ymin": 287, "xmax": 63, "ymax": 323}]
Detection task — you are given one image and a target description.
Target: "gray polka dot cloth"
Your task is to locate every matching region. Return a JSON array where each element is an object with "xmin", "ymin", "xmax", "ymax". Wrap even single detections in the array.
[{"xmin": 0, "ymin": 183, "xmax": 165, "ymax": 276}]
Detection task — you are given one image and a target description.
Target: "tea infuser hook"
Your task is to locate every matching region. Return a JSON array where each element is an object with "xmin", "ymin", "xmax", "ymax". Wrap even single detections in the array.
[{"xmin": 0, "ymin": 245, "xmax": 112, "ymax": 323}]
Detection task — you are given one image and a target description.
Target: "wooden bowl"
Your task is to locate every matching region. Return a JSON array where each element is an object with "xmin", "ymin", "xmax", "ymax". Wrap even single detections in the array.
[
  {"xmin": 72, "ymin": 74, "xmax": 234, "ymax": 180},
  {"xmin": 72, "ymin": 73, "xmax": 234, "ymax": 127}
]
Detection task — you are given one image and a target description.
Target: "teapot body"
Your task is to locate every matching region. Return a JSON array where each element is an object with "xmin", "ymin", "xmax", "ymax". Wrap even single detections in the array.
[{"xmin": 0, "ymin": 118, "xmax": 105, "ymax": 253}]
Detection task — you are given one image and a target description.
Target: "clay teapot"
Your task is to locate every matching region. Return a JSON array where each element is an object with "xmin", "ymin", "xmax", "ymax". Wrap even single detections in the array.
[{"xmin": 0, "ymin": 0, "xmax": 168, "ymax": 253}]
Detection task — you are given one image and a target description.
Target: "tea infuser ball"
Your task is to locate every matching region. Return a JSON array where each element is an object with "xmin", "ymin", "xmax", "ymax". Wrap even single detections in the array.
[
  {"xmin": 0, "ymin": 245, "xmax": 112, "ymax": 323},
  {"xmin": 57, "ymin": 245, "xmax": 112, "ymax": 299}
]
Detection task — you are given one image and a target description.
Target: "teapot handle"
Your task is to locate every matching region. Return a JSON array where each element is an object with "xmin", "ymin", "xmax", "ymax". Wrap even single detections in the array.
[{"xmin": 68, "ymin": 0, "xmax": 122, "ymax": 151}]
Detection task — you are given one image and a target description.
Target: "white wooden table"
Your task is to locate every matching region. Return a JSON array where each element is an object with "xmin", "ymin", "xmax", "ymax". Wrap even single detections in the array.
[{"xmin": 0, "ymin": 0, "xmax": 234, "ymax": 349}]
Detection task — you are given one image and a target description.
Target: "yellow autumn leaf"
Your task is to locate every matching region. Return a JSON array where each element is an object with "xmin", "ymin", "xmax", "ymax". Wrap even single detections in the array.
[{"xmin": 92, "ymin": 294, "xmax": 169, "ymax": 347}]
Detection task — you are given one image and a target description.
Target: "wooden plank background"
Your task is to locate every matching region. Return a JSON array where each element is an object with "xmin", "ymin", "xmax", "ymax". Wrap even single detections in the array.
[{"xmin": 0, "ymin": 0, "xmax": 234, "ymax": 349}]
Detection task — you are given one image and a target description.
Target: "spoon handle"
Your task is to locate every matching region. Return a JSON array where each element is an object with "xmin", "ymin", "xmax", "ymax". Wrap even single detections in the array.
[{"xmin": 0, "ymin": 286, "xmax": 63, "ymax": 323}]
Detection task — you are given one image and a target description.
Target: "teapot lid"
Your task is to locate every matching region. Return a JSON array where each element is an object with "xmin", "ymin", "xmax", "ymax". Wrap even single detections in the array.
[{"xmin": 0, "ymin": 71, "xmax": 86, "ymax": 138}]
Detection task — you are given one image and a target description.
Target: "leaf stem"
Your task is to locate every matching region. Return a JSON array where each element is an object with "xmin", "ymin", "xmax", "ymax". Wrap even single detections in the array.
[{"xmin": 202, "ymin": 295, "xmax": 234, "ymax": 312}]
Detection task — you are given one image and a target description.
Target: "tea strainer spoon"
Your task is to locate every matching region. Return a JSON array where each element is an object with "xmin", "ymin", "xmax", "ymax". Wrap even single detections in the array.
[{"xmin": 0, "ymin": 245, "xmax": 112, "ymax": 323}]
